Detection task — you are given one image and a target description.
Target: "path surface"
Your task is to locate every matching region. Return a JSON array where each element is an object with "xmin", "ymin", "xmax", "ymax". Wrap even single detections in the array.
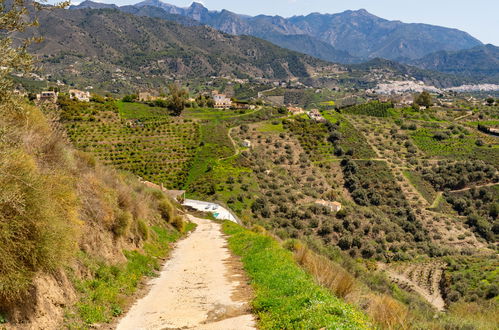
[{"xmin": 117, "ymin": 215, "xmax": 255, "ymax": 330}]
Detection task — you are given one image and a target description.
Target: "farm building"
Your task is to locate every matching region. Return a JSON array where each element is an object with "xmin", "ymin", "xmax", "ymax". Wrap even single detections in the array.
[
  {"xmin": 36, "ymin": 91, "xmax": 58, "ymax": 103},
  {"xmin": 287, "ymin": 106, "xmax": 305, "ymax": 115},
  {"xmin": 69, "ymin": 89, "xmax": 90, "ymax": 102},
  {"xmin": 315, "ymin": 200, "xmax": 342, "ymax": 212},
  {"xmin": 212, "ymin": 91, "xmax": 232, "ymax": 109},
  {"xmin": 307, "ymin": 109, "xmax": 326, "ymax": 122}
]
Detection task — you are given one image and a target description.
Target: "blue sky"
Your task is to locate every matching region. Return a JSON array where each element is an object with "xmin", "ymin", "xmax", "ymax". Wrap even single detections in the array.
[{"xmin": 75, "ymin": 0, "xmax": 499, "ymax": 45}]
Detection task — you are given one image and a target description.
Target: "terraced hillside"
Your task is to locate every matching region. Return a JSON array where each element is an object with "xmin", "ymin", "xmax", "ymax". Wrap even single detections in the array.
[
  {"xmin": 381, "ymin": 261, "xmax": 446, "ymax": 311},
  {"xmin": 62, "ymin": 99, "xmax": 200, "ymax": 188}
]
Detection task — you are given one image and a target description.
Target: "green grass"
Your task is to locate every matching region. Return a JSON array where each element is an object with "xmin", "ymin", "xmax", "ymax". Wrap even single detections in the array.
[
  {"xmin": 184, "ymin": 121, "xmax": 234, "ymax": 188},
  {"xmin": 117, "ymin": 101, "xmax": 169, "ymax": 119},
  {"xmin": 222, "ymin": 222, "xmax": 371, "ymax": 329},
  {"xmin": 464, "ymin": 120, "xmax": 499, "ymax": 127},
  {"xmin": 66, "ymin": 225, "xmax": 192, "ymax": 327},
  {"xmin": 341, "ymin": 101, "xmax": 393, "ymax": 117},
  {"xmin": 284, "ymin": 118, "xmax": 335, "ymax": 161},
  {"xmin": 257, "ymin": 120, "xmax": 285, "ymax": 133},
  {"xmin": 403, "ymin": 170, "xmax": 437, "ymax": 203}
]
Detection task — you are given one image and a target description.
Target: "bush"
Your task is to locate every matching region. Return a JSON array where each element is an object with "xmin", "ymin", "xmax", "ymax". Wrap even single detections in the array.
[
  {"xmin": 0, "ymin": 143, "xmax": 79, "ymax": 302},
  {"xmin": 171, "ymin": 215, "xmax": 185, "ymax": 233},
  {"xmin": 367, "ymin": 294, "xmax": 408, "ymax": 329},
  {"xmin": 137, "ymin": 219, "xmax": 149, "ymax": 240},
  {"xmin": 112, "ymin": 211, "xmax": 132, "ymax": 237},
  {"xmin": 158, "ymin": 199, "xmax": 174, "ymax": 223}
]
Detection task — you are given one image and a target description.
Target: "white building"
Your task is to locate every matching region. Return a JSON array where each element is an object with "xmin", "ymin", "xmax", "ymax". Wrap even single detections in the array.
[
  {"xmin": 212, "ymin": 91, "xmax": 232, "ymax": 109},
  {"xmin": 315, "ymin": 200, "xmax": 342, "ymax": 212},
  {"xmin": 69, "ymin": 89, "xmax": 90, "ymax": 102}
]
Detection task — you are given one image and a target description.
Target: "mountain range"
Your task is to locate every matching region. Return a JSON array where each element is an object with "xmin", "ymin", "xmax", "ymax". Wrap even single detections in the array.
[
  {"xmin": 410, "ymin": 44, "xmax": 499, "ymax": 82},
  {"xmin": 16, "ymin": 1, "xmax": 498, "ymax": 92},
  {"xmin": 71, "ymin": 0, "xmax": 483, "ymax": 64},
  {"xmin": 24, "ymin": 7, "xmax": 352, "ymax": 93}
]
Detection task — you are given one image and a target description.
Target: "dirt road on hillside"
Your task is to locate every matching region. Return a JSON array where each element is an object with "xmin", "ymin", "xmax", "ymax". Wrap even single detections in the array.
[{"xmin": 116, "ymin": 215, "xmax": 255, "ymax": 330}]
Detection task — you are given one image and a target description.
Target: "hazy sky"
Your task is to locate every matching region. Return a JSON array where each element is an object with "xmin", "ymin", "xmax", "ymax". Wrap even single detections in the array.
[{"xmin": 74, "ymin": 0, "xmax": 499, "ymax": 45}]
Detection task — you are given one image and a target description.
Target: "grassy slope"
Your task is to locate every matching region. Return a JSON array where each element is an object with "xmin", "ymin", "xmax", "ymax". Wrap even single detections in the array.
[
  {"xmin": 223, "ymin": 222, "xmax": 370, "ymax": 329},
  {"xmin": 0, "ymin": 99, "xmax": 193, "ymax": 328}
]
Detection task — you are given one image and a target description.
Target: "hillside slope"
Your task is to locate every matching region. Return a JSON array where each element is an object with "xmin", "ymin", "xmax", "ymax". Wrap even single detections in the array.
[
  {"xmin": 23, "ymin": 8, "xmax": 339, "ymax": 93},
  {"xmin": 0, "ymin": 96, "xmax": 189, "ymax": 328},
  {"xmin": 410, "ymin": 44, "xmax": 499, "ymax": 81}
]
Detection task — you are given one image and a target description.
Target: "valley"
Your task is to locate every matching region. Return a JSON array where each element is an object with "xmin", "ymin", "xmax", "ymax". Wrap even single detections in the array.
[{"xmin": 1, "ymin": 1, "xmax": 498, "ymax": 329}]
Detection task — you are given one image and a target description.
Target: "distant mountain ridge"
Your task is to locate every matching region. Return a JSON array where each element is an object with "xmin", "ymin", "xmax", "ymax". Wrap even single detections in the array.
[
  {"xmin": 72, "ymin": 0, "xmax": 484, "ymax": 64},
  {"xmin": 410, "ymin": 44, "xmax": 499, "ymax": 81},
  {"xmin": 23, "ymin": 7, "xmax": 351, "ymax": 93}
]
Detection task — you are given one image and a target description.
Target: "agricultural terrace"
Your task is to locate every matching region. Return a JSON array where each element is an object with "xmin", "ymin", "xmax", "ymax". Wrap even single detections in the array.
[
  {"xmin": 184, "ymin": 106, "xmax": 284, "ymax": 218},
  {"xmin": 284, "ymin": 111, "xmax": 376, "ymax": 161},
  {"xmin": 337, "ymin": 110, "xmax": 490, "ymax": 251},
  {"xmin": 62, "ymin": 100, "xmax": 200, "ymax": 188},
  {"xmin": 410, "ymin": 123, "xmax": 499, "ymax": 167}
]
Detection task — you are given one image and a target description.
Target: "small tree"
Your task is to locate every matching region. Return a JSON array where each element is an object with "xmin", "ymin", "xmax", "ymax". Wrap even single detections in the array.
[
  {"xmin": 413, "ymin": 91, "xmax": 432, "ymax": 108},
  {"xmin": 486, "ymin": 97, "xmax": 495, "ymax": 106},
  {"xmin": 167, "ymin": 83, "xmax": 188, "ymax": 116}
]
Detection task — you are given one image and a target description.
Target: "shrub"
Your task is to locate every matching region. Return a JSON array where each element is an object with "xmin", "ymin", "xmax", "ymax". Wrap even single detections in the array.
[
  {"xmin": 158, "ymin": 199, "xmax": 174, "ymax": 223},
  {"xmin": 112, "ymin": 211, "xmax": 132, "ymax": 237},
  {"xmin": 137, "ymin": 219, "xmax": 149, "ymax": 241},
  {"xmin": 171, "ymin": 215, "xmax": 185, "ymax": 233},
  {"xmin": 0, "ymin": 147, "xmax": 79, "ymax": 302},
  {"xmin": 294, "ymin": 245, "xmax": 355, "ymax": 298},
  {"xmin": 367, "ymin": 294, "xmax": 408, "ymax": 329}
]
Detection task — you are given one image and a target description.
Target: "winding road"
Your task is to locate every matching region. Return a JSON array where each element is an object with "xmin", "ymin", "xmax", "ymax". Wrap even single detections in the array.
[{"xmin": 116, "ymin": 215, "xmax": 255, "ymax": 330}]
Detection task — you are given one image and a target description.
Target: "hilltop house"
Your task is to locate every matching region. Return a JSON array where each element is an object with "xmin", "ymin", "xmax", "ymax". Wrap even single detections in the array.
[
  {"xmin": 307, "ymin": 109, "xmax": 326, "ymax": 122},
  {"xmin": 69, "ymin": 89, "xmax": 90, "ymax": 102},
  {"xmin": 315, "ymin": 200, "xmax": 342, "ymax": 212},
  {"xmin": 36, "ymin": 91, "xmax": 58, "ymax": 103},
  {"xmin": 212, "ymin": 91, "xmax": 232, "ymax": 109}
]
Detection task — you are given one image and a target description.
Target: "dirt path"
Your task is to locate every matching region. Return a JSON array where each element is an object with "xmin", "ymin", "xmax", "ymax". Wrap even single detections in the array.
[
  {"xmin": 447, "ymin": 182, "xmax": 498, "ymax": 193},
  {"xmin": 220, "ymin": 127, "xmax": 240, "ymax": 161},
  {"xmin": 116, "ymin": 215, "xmax": 255, "ymax": 330}
]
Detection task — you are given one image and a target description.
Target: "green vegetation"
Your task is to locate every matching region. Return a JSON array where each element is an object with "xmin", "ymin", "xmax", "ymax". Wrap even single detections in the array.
[
  {"xmin": 257, "ymin": 120, "xmax": 285, "ymax": 133},
  {"xmin": 419, "ymin": 160, "xmax": 497, "ymax": 191},
  {"xmin": 403, "ymin": 170, "xmax": 437, "ymax": 203},
  {"xmin": 442, "ymin": 255, "xmax": 498, "ymax": 308},
  {"xmin": 411, "ymin": 126, "xmax": 499, "ymax": 166},
  {"xmin": 413, "ymin": 91, "xmax": 432, "ymax": 108},
  {"xmin": 323, "ymin": 111, "xmax": 377, "ymax": 158},
  {"xmin": 67, "ymin": 224, "xmax": 194, "ymax": 326},
  {"xmin": 341, "ymin": 159, "xmax": 431, "ymax": 259},
  {"xmin": 117, "ymin": 101, "xmax": 169, "ymax": 119},
  {"xmin": 62, "ymin": 99, "xmax": 200, "ymax": 188},
  {"xmin": 445, "ymin": 185, "xmax": 498, "ymax": 243},
  {"xmin": 341, "ymin": 101, "xmax": 394, "ymax": 117},
  {"xmin": 223, "ymin": 222, "xmax": 370, "ymax": 329},
  {"xmin": 283, "ymin": 117, "xmax": 335, "ymax": 161}
]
